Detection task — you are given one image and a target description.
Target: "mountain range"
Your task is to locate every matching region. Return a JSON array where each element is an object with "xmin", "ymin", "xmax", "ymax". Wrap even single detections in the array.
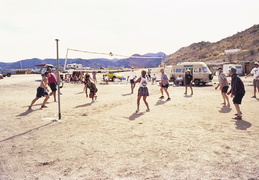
[{"xmin": 0, "ymin": 52, "xmax": 166, "ymax": 70}]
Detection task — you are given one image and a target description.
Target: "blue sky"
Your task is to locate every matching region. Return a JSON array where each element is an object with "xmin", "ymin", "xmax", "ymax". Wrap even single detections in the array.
[{"xmin": 0, "ymin": 0, "xmax": 258, "ymax": 62}]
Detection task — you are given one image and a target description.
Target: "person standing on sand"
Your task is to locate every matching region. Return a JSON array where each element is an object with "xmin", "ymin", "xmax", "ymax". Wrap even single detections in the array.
[
  {"xmin": 47, "ymin": 67, "xmax": 57, "ymax": 102},
  {"xmin": 127, "ymin": 67, "xmax": 137, "ymax": 94},
  {"xmin": 92, "ymin": 71, "xmax": 97, "ymax": 84},
  {"xmin": 28, "ymin": 72, "xmax": 50, "ymax": 110},
  {"xmin": 159, "ymin": 69, "xmax": 171, "ymax": 101},
  {"xmin": 184, "ymin": 70, "xmax": 193, "ymax": 95},
  {"xmin": 227, "ymin": 67, "xmax": 245, "ymax": 120},
  {"xmin": 245, "ymin": 62, "xmax": 259, "ymax": 98},
  {"xmin": 84, "ymin": 78, "xmax": 98, "ymax": 103},
  {"xmin": 135, "ymin": 70, "xmax": 150, "ymax": 113},
  {"xmin": 215, "ymin": 67, "xmax": 230, "ymax": 107}
]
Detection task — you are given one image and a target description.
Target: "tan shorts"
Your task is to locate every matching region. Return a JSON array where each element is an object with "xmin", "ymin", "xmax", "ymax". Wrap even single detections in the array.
[{"xmin": 253, "ymin": 79, "xmax": 259, "ymax": 87}]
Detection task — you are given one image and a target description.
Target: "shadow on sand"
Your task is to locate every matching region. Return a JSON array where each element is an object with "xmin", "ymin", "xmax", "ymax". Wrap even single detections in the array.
[
  {"xmin": 127, "ymin": 112, "xmax": 145, "ymax": 121},
  {"xmin": 234, "ymin": 119, "xmax": 252, "ymax": 130},
  {"xmin": 16, "ymin": 109, "xmax": 36, "ymax": 116},
  {"xmin": 219, "ymin": 106, "xmax": 232, "ymax": 113},
  {"xmin": 122, "ymin": 93, "xmax": 132, "ymax": 96},
  {"xmin": 155, "ymin": 100, "xmax": 169, "ymax": 106},
  {"xmin": 74, "ymin": 103, "xmax": 92, "ymax": 108},
  {"xmin": 0, "ymin": 121, "xmax": 55, "ymax": 143}
]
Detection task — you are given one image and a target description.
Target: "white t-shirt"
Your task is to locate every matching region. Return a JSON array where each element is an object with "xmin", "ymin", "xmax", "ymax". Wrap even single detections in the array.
[
  {"xmin": 129, "ymin": 71, "xmax": 136, "ymax": 79},
  {"xmin": 251, "ymin": 68, "xmax": 259, "ymax": 79},
  {"xmin": 251, "ymin": 67, "xmax": 259, "ymax": 79},
  {"xmin": 139, "ymin": 77, "xmax": 148, "ymax": 87},
  {"xmin": 218, "ymin": 72, "xmax": 229, "ymax": 87}
]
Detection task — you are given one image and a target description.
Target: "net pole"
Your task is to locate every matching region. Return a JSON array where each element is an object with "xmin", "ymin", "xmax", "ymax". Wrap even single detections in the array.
[
  {"xmin": 55, "ymin": 39, "xmax": 61, "ymax": 120},
  {"xmin": 64, "ymin": 48, "xmax": 69, "ymax": 71}
]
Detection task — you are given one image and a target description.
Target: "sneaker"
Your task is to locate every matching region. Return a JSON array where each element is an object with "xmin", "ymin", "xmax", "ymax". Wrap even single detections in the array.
[
  {"xmin": 159, "ymin": 96, "xmax": 164, "ymax": 99},
  {"xmin": 135, "ymin": 109, "xmax": 139, "ymax": 113},
  {"xmin": 251, "ymin": 96, "xmax": 256, "ymax": 98},
  {"xmin": 146, "ymin": 109, "xmax": 150, "ymax": 112},
  {"xmin": 41, "ymin": 105, "xmax": 47, "ymax": 108},
  {"xmin": 166, "ymin": 98, "xmax": 171, "ymax": 101}
]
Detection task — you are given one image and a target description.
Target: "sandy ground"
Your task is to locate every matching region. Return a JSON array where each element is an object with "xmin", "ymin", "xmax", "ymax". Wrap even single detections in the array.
[{"xmin": 0, "ymin": 69, "xmax": 259, "ymax": 180}]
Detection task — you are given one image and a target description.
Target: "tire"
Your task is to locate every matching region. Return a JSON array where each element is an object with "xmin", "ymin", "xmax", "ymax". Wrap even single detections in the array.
[
  {"xmin": 194, "ymin": 79, "xmax": 200, "ymax": 86},
  {"xmin": 112, "ymin": 76, "xmax": 116, "ymax": 82},
  {"xmin": 7, "ymin": 73, "xmax": 11, "ymax": 77},
  {"xmin": 209, "ymin": 74, "xmax": 213, "ymax": 80}
]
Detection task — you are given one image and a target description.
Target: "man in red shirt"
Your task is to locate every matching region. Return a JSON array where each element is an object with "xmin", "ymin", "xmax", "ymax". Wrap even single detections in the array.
[{"xmin": 47, "ymin": 67, "xmax": 57, "ymax": 102}]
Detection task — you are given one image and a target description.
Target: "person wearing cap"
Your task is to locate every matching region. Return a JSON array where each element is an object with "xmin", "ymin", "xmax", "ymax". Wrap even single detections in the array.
[
  {"xmin": 245, "ymin": 62, "xmax": 259, "ymax": 98},
  {"xmin": 215, "ymin": 67, "xmax": 230, "ymax": 107},
  {"xmin": 184, "ymin": 70, "xmax": 193, "ymax": 95},
  {"xmin": 28, "ymin": 72, "xmax": 50, "ymax": 110},
  {"xmin": 227, "ymin": 67, "xmax": 245, "ymax": 120}
]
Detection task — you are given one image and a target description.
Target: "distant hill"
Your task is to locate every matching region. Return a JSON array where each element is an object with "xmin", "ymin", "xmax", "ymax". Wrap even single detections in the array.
[
  {"xmin": 165, "ymin": 24, "xmax": 259, "ymax": 65},
  {"xmin": 0, "ymin": 52, "xmax": 166, "ymax": 69}
]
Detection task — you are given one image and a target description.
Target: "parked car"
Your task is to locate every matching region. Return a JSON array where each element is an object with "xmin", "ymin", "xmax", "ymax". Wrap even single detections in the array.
[
  {"xmin": 170, "ymin": 62, "xmax": 213, "ymax": 86},
  {"xmin": 104, "ymin": 71, "xmax": 124, "ymax": 81},
  {"xmin": 0, "ymin": 68, "xmax": 16, "ymax": 77}
]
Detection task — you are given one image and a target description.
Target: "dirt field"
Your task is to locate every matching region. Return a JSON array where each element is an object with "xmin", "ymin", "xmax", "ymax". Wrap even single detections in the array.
[{"xmin": 0, "ymin": 70, "xmax": 258, "ymax": 180}]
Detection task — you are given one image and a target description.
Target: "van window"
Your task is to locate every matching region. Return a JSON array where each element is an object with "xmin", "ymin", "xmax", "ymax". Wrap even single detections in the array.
[
  {"xmin": 194, "ymin": 68, "xmax": 201, "ymax": 73},
  {"xmin": 175, "ymin": 69, "xmax": 182, "ymax": 73}
]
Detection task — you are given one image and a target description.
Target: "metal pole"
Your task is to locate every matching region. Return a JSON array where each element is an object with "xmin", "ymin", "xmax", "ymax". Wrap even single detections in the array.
[
  {"xmin": 64, "ymin": 48, "xmax": 69, "ymax": 71},
  {"xmin": 55, "ymin": 39, "xmax": 61, "ymax": 120}
]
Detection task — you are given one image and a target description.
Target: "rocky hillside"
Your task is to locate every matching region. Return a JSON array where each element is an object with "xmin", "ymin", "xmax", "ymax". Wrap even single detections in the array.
[{"xmin": 165, "ymin": 24, "xmax": 259, "ymax": 65}]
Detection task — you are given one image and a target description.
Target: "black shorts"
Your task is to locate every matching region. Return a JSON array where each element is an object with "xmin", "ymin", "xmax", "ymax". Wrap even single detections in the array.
[
  {"xmin": 162, "ymin": 84, "xmax": 169, "ymax": 88},
  {"xmin": 36, "ymin": 87, "xmax": 48, "ymax": 98},
  {"xmin": 221, "ymin": 86, "xmax": 229, "ymax": 93},
  {"xmin": 130, "ymin": 79, "xmax": 134, "ymax": 84},
  {"xmin": 49, "ymin": 83, "xmax": 57, "ymax": 92},
  {"xmin": 185, "ymin": 81, "xmax": 192, "ymax": 86},
  {"xmin": 233, "ymin": 93, "xmax": 244, "ymax": 104}
]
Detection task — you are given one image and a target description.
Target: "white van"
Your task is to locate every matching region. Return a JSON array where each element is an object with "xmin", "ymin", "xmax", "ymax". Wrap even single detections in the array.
[
  {"xmin": 222, "ymin": 64, "xmax": 243, "ymax": 76},
  {"xmin": 170, "ymin": 62, "xmax": 213, "ymax": 86}
]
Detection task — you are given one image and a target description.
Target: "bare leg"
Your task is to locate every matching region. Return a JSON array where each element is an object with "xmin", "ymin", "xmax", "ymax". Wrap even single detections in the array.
[
  {"xmin": 143, "ymin": 96, "xmax": 149, "ymax": 110},
  {"xmin": 222, "ymin": 93, "xmax": 230, "ymax": 106},
  {"xmin": 53, "ymin": 91, "xmax": 57, "ymax": 102},
  {"xmin": 185, "ymin": 86, "xmax": 187, "ymax": 94},
  {"xmin": 164, "ymin": 88, "xmax": 170, "ymax": 98},
  {"xmin": 234, "ymin": 104, "xmax": 242, "ymax": 116},
  {"xmin": 29, "ymin": 97, "xmax": 40, "ymax": 109},
  {"xmin": 160, "ymin": 87, "xmax": 164, "ymax": 96},
  {"xmin": 41, "ymin": 95, "xmax": 50, "ymax": 107},
  {"xmin": 254, "ymin": 86, "xmax": 256, "ymax": 97},
  {"xmin": 190, "ymin": 85, "xmax": 193, "ymax": 95},
  {"xmin": 131, "ymin": 83, "xmax": 135, "ymax": 93},
  {"xmin": 137, "ymin": 96, "xmax": 141, "ymax": 110}
]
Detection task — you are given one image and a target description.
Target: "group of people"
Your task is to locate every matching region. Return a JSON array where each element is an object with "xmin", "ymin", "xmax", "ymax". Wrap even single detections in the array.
[
  {"xmin": 215, "ymin": 62, "xmax": 259, "ymax": 120},
  {"xmin": 28, "ymin": 62, "xmax": 259, "ymax": 120}
]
